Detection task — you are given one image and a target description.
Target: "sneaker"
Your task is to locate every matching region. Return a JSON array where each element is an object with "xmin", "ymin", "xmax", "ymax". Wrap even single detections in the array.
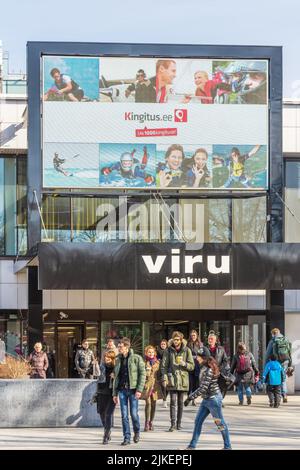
[
  {"xmin": 239, "ymin": 401, "xmax": 243, "ymax": 406},
  {"xmin": 186, "ymin": 446, "xmax": 195, "ymax": 450},
  {"xmin": 133, "ymin": 433, "xmax": 140, "ymax": 443},
  {"xmin": 169, "ymin": 425, "xmax": 176, "ymax": 432},
  {"xmin": 247, "ymin": 397, "xmax": 252, "ymax": 405},
  {"xmin": 121, "ymin": 439, "xmax": 130, "ymax": 446},
  {"xmin": 269, "ymin": 403, "xmax": 274, "ymax": 407},
  {"xmin": 283, "ymin": 396, "xmax": 288, "ymax": 403},
  {"xmin": 221, "ymin": 447, "xmax": 232, "ymax": 450},
  {"xmin": 176, "ymin": 423, "xmax": 182, "ymax": 430}
]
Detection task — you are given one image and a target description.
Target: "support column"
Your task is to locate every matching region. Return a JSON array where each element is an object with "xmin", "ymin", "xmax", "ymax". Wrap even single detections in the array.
[
  {"xmin": 28, "ymin": 266, "xmax": 43, "ymax": 353},
  {"xmin": 266, "ymin": 290, "xmax": 285, "ymax": 341}
]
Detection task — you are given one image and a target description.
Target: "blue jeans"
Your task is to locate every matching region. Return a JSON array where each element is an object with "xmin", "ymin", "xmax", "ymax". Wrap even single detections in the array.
[
  {"xmin": 223, "ymin": 174, "xmax": 248, "ymax": 188},
  {"xmin": 118, "ymin": 389, "xmax": 140, "ymax": 440},
  {"xmin": 189, "ymin": 393, "xmax": 231, "ymax": 449},
  {"xmin": 237, "ymin": 383, "xmax": 252, "ymax": 402},
  {"xmin": 281, "ymin": 360, "xmax": 289, "ymax": 396}
]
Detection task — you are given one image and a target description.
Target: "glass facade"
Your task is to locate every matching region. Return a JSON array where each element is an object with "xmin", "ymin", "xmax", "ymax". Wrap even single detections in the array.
[
  {"xmin": 0, "ymin": 317, "xmax": 26, "ymax": 357},
  {"xmin": 0, "ymin": 156, "xmax": 27, "ymax": 255},
  {"xmin": 285, "ymin": 160, "xmax": 300, "ymax": 241},
  {"xmin": 42, "ymin": 195, "xmax": 267, "ymax": 244}
]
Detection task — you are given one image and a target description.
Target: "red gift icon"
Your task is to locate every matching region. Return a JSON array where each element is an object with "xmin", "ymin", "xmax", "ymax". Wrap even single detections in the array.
[{"xmin": 174, "ymin": 109, "xmax": 187, "ymax": 122}]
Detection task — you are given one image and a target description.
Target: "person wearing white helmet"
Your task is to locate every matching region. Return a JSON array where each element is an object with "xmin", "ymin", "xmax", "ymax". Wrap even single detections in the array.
[{"xmin": 101, "ymin": 147, "xmax": 154, "ymax": 185}]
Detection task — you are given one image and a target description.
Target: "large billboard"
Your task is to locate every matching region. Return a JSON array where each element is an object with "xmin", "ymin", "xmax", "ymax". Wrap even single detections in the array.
[{"xmin": 42, "ymin": 56, "xmax": 268, "ymax": 190}]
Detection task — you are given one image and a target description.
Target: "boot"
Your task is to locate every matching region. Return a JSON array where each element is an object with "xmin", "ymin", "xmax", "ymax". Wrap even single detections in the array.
[
  {"xmin": 176, "ymin": 421, "xmax": 182, "ymax": 430},
  {"xmin": 149, "ymin": 421, "xmax": 154, "ymax": 431},
  {"xmin": 144, "ymin": 421, "xmax": 150, "ymax": 432},
  {"xmin": 169, "ymin": 422, "xmax": 176, "ymax": 432},
  {"xmin": 247, "ymin": 396, "xmax": 252, "ymax": 405},
  {"xmin": 102, "ymin": 430, "xmax": 110, "ymax": 445}
]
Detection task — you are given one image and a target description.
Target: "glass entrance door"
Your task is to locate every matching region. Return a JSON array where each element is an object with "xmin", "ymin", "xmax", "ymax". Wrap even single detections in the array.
[{"xmin": 57, "ymin": 323, "xmax": 84, "ymax": 378}]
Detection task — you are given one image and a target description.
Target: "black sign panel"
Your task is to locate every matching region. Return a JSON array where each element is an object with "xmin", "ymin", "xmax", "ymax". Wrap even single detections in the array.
[{"xmin": 38, "ymin": 242, "xmax": 300, "ymax": 290}]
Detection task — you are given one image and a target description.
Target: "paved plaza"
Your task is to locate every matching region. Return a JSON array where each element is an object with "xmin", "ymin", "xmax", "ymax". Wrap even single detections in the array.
[{"xmin": 0, "ymin": 394, "xmax": 299, "ymax": 450}]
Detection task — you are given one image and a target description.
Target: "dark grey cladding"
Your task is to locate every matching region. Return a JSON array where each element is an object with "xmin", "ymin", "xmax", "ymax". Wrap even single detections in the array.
[{"xmin": 38, "ymin": 242, "xmax": 300, "ymax": 290}]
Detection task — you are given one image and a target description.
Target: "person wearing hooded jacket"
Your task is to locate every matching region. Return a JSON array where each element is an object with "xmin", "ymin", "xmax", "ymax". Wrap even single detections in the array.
[
  {"xmin": 160, "ymin": 331, "xmax": 194, "ymax": 432},
  {"xmin": 263, "ymin": 354, "xmax": 286, "ymax": 408},
  {"xmin": 265, "ymin": 328, "xmax": 292, "ymax": 403},
  {"xmin": 184, "ymin": 348, "xmax": 232, "ymax": 450},
  {"xmin": 112, "ymin": 337, "xmax": 146, "ymax": 446}
]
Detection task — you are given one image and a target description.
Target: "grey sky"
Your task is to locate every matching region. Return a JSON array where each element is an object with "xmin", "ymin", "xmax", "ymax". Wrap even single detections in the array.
[{"xmin": 1, "ymin": 0, "xmax": 299, "ymax": 97}]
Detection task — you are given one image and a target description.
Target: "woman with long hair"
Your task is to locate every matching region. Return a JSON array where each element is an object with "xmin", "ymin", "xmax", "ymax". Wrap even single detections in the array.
[
  {"xmin": 187, "ymin": 330, "xmax": 207, "ymax": 405},
  {"xmin": 96, "ymin": 350, "xmax": 116, "ymax": 444},
  {"xmin": 142, "ymin": 345, "xmax": 163, "ymax": 431},
  {"xmin": 185, "ymin": 348, "xmax": 232, "ymax": 450},
  {"xmin": 230, "ymin": 342, "xmax": 259, "ymax": 405}
]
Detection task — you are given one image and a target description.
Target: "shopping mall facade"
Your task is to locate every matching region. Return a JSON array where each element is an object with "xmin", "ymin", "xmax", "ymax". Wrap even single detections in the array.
[{"xmin": 0, "ymin": 42, "xmax": 299, "ymax": 388}]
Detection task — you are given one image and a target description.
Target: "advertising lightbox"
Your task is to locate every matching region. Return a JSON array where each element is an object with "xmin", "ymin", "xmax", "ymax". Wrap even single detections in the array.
[{"xmin": 42, "ymin": 56, "xmax": 269, "ymax": 190}]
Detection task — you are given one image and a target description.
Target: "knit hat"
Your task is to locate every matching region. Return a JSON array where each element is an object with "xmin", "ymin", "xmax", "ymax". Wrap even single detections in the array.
[{"xmin": 197, "ymin": 347, "xmax": 211, "ymax": 359}]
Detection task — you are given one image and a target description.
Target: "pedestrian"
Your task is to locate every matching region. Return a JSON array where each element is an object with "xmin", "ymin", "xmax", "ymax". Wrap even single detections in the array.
[
  {"xmin": 141, "ymin": 345, "xmax": 163, "ymax": 431},
  {"xmin": 28, "ymin": 342, "xmax": 49, "ymax": 379},
  {"xmin": 101, "ymin": 338, "xmax": 118, "ymax": 361},
  {"xmin": 96, "ymin": 351, "xmax": 116, "ymax": 444},
  {"xmin": 207, "ymin": 331, "xmax": 231, "ymax": 398},
  {"xmin": 230, "ymin": 342, "xmax": 259, "ymax": 405},
  {"xmin": 263, "ymin": 354, "xmax": 286, "ymax": 408},
  {"xmin": 112, "ymin": 337, "xmax": 146, "ymax": 446},
  {"xmin": 42, "ymin": 342, "xmax": 55, "ymax": 378},
  {"xmin": 187, "ymin": 330, "xmax": 206, "ymax": 405},
  {"xmin": 75, "ymin": 339, "xmax": 95, "ymax": 379},
  {"xmin": 265, "ymin": 328, "xmax": 292, "ymax": 403},
  {"xmin": 160, "ymin": 331, "xmax": 194, "ymax": 431},
  {"xmin": 185, "ymin": 348, "xmax": 232, "ymax": 450},
  {"xmin": 157, "ymin": 339, "xmax": 169, "ymax": 408},
  {"xmin": 157, "ymin": 339, "xmax": 168, "ymax": 361}
]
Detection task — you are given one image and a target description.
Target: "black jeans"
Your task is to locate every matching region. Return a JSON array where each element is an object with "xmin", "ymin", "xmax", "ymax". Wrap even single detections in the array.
[
  {"xmin": 267, "ymin": 385, "xmax": 281, "ymax": 406},
  {"xmin": 97, "ymin": 394, "xmax": 116, "ymax": 432},
  {"xmin": 170, "ymin": 391, "xmax": 184, "ymax": 426},
  {"xmin": 188, "ymin": 373, "xmax": 199, "ymax": 395}
]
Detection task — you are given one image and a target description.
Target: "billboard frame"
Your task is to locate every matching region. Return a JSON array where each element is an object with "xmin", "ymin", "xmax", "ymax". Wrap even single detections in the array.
[{"xmin": 27, "ymin": 42, "xmax": 282, "ymax": 250}]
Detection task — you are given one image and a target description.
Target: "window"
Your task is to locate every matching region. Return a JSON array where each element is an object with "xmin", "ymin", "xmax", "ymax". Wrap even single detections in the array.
[
  {"xmin": 285, "ymin": 160, "xmax": 300, "ymax": 241},
  {"xmin": 41, "ymin": 194, "xmax": 266, "ymax": 244},
  {"xmin": 0, "ymin": 156, "xmax": 27, "ymax": 255}
]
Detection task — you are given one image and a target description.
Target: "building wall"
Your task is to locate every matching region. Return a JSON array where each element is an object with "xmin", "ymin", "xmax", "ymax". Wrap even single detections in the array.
[
  {"xmin": 285, "ymin": 312, "xmax": 300, "ymax": 391},
  {"xmin": 0, "ymin": 260, "xmax": 28, "ymax": 309},
  {"xmin": 42, "ymin": 289, "xmax": 266, "ymax": 310},
  {"xmin": 283, "ymin": 102, "xmax": 300, "ymax": 153}
]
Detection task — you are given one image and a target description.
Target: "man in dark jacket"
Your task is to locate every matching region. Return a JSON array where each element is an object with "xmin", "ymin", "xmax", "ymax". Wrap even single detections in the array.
[
  {"xmin": 113, "ymin": 337, "xmax": 146, "ymax": 446},
  {"xmin": 207, "ymin": 331, "xmax": 230, "ymax": 397},
  {"xmin": 75, "ymin": 339, "xmax": 95, "ymax": 379},
  {"xmin": 125, "ymin": 69, "xmax": 156, "ymax": 103},
  {"xmin": 160, "ymin": 331, "xmax": 194, "ymax": 431}
]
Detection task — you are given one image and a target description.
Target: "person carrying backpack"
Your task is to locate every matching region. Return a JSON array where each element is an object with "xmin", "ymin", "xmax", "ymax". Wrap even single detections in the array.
[
  {"xmin": 265, "ymin": 328, "xmax": 292, "ymax": 403},
  {"xmin": 263, "ymin": 354, "xmax": 286, "ymax": 408},
  {"xmin": 230, "ymin": 342, "xmax": 259, "ymax": 405}
]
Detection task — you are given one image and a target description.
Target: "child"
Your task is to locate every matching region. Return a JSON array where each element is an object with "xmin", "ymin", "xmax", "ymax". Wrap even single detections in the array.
[{"xmin": 263, "ymin": 354, "xmax": 286, "ymax": 408}]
